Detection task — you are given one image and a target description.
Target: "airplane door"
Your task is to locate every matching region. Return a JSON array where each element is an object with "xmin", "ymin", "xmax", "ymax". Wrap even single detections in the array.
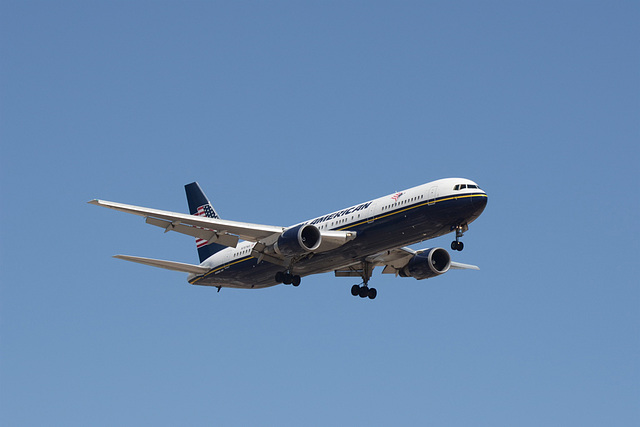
[
  {"xmin": 366, "ymin": 200, "xmax": 378, "ymax": 223},
  {"xmin": 428, "ymin": 186, "xmax": 437, "ymax": 205}
]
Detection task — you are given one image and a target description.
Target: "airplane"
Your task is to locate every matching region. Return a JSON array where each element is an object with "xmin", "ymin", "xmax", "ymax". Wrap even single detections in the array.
[{"xmin": 89, "ymin": 178, "xmax": 488, "ymax": 300}]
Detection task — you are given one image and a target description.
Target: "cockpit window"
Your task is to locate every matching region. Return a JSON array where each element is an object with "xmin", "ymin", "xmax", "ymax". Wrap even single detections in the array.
[{"xmin": 454, "ymin": 183, "xmax": 480, "ymax": 190}]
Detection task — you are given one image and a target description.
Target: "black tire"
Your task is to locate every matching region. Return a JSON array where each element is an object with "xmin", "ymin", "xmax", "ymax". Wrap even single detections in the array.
[
  {"xmin": 457, "ymin": 241, "xmax": 464, "ymax": 251},
  {"xmin": 275, "ymin": 271, "xmax": 284, "ymax": 283},
  {"xmin": 368, "ymin": 288, "xmax": 377, "ymax": 300},
  {"xmin": 292, "ymin": 275, "xmax": 301, "ymax": 287},
  {"xmin": 283, "ymin": 273, "xmax": 293, "ymax": 285},
  {"xmin": 359, "ymin": 286, "xmax": 369, "ymax": 298},
  {"xmin": 351, "ymin": 284, "xmax": 360, "ymax": 296},
  {"xmin": 451, "ymin": 241, "xmax": 458, "ymax": 251}
]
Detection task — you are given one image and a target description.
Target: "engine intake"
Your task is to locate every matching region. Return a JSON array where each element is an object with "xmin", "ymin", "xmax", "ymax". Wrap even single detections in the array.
[
  {"xmin": 399, "ymin": 248, "xmax": 451, "ymax": 280},
  {"xmin": 274, "ymin": 224, "xmax": 322, "ymax": 257}
]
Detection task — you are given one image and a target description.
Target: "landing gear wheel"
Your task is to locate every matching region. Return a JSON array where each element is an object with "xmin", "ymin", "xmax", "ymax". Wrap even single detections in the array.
[
  {"xmin": 283, "ymin": 273, "xmax": 293, "ymax": 285},
  {"xmin": 359, "ymin": 286, "xmax": 369, "ymax": 298},
  {"xmin": 451, "ymin": 224, "xmax": 467, "ymax": 251},
  {"xmin": 351, "ymin": 284, "xmax": 360, "ymax": 296},
  {"xmin": 277, "ymin": 270, "xmax": 301, "ymax": 287},
  {"xmin": 275, "ymin": 271, "xmax": 284, "ymax": 283},
  {"xmin": 351, "ymin": 284, "xmax": 377, "ymax": 300}
]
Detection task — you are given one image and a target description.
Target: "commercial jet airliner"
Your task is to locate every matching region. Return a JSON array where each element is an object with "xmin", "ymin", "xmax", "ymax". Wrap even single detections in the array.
[{"xmin": 89, "ymin": 178, "xmax": 487, "ymax": 300}]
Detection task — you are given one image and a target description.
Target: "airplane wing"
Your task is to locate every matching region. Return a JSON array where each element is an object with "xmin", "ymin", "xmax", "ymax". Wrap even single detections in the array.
[
  {"xmin": 367, "ymin": 247, "xmax": 418, "ymax": 272},
  {"xmin": 449, "ymin": 261, "xmax": 480, "ymax": 270},
  {"xmin": 368, "ymin": 246, "xmax": 480, "ymax": 274},
  {"xmin": 88, "ymin": 199, "xmax": 284, "ymax": 248},
  {"xmin": 113, "ymin": 255, "xmax": 210, "ymax": 274}
]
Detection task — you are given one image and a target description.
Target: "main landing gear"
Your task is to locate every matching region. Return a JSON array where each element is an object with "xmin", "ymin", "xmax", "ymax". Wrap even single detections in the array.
[
  {"xmin": 451, "ymin": 224, "xmax": 468, "ymax": 251},
  {"xmin": 275, "ymin": 271, "xmax": 301, "ymax": 287},
  {"xmin": 335, "ymin": 262, "xmax": 377, "ymax": 300},
  {"xmin": 351, "ymin": 284, "xmax": 377, "ymax": 300},
  {"xmin": 351, "ymin": 262, "xmax": 376, "ymax": 300}
]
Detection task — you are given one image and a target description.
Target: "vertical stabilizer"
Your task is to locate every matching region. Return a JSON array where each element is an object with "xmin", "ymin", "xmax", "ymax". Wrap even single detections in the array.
[{"xmin": 185, "ymin": 182, "xmax": 226, "ymax": 263}]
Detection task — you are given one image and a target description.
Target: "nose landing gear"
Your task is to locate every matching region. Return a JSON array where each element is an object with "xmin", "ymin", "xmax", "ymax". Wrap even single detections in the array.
[{"xmin": 451, "ymin": 224, "xmax": 468, "ymax": 251}]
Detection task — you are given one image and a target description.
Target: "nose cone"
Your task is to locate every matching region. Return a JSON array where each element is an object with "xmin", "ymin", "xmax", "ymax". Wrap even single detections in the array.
[{"xmin": 473, "ymin": 192, "xmax": 488, "ymax": 213}]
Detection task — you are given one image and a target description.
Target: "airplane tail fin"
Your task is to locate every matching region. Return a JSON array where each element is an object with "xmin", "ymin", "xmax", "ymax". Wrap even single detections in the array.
[{"xmin": 185, "ymin": 182, "xmax": 226, "ymax": 263}]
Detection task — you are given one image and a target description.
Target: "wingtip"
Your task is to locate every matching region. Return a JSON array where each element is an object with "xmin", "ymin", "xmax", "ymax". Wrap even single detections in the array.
[{"xmin": 87, "ymin": 199, "xmax": 100, "ymax": 205}]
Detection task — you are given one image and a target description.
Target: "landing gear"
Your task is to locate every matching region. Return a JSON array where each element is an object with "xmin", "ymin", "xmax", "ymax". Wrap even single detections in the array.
[
  {"xmin": 292, "ymin": 275, "xmax": 301, "ymax": 287},
  {"xmin": 346, "ymin": 262, "xmax": 377, "ymax": 300},
  {"xmin": 275, "ymin": 271, "xmax": 301, "ymax": 287},
  {"xmin": 351, "ymin": 284, "xmax": 377, "ymax": 299},
  {"xmin": 451, "ymin": 224, "xmax": 468, "ymax": 251},
  {"xmin": 351, "ymin": 284, "xmax": 360, "ymax": 296},
  {"xmin": 332, "ymin": 261, "xmax": 380, "ymax": 299},
  {"xmin": 451, "ymin": 241, "xmax": 464, "ymax": 251}
]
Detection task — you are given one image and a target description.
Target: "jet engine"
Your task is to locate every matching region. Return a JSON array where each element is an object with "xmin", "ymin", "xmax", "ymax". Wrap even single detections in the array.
[
  {"xmin": 273, "ymin": 224, "xmax": 322, "ymax": 257},
  {"xmin": 399, "ymin": 248, "xmax": 451, "ymax": 280}
]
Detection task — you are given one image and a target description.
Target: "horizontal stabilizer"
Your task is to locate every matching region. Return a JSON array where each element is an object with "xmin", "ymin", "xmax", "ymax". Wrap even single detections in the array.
[{"xmin": 113, "ymin": 255, "xmax": 210, "ymax": 274}]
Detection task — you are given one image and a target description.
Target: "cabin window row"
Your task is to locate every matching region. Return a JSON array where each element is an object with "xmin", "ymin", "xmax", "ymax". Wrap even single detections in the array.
[
  {"xmin": 382, "ymin": 195, "xmax": 424, "ymax": 212},
  {"xmin": 321, "ymin": 214, "xmax": 361, "ymax": 230}
]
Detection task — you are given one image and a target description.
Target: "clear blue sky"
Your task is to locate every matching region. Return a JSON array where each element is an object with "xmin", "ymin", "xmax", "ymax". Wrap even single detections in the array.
[{"xmin": 1, "ymin": 1, "xmax": 638, "ymax": 426}]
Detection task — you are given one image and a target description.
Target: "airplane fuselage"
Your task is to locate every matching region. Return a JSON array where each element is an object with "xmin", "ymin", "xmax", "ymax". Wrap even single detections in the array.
[{"xmin": 188, "ymin": 178, "xmax": 488, "ymax": 289}]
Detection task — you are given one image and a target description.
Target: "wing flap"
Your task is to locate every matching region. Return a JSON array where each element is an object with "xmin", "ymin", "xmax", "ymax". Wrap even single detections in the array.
[
  {"xmin": 367, "ymin": 247, "xmax": 416, "ymax": 269},
  {"xmin": 144, "ymin": 217, "xmax": 240, "ymax": 247}
]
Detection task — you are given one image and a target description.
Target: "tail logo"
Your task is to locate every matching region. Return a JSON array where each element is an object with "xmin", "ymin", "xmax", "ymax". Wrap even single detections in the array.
[
  {"xmin": 196, "ymin": 204, "xmax": 219, "ymax": 219},
  {"xmin": 194, "ymin": 204, "xmax": 219, "ymax": 248}
]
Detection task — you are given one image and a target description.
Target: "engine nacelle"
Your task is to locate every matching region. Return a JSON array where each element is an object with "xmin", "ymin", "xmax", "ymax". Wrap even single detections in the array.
[
  {"xmin": 399, "ymin": 248, "xmax": 451, "ymax": 280},
  {"xmin": 274, "ymin": 224, "xmax": 322, "ymax": 257}
]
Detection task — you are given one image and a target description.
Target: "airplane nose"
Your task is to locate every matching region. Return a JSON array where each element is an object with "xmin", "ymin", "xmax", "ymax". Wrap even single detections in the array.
[{"xmin": 474, "ymin": 193, "xmax": 488, "ymax": 211}]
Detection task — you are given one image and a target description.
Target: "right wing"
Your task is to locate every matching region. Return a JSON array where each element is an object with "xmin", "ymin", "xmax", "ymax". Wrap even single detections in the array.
[
  {"xmin": 88, "ymin": 199, "xmax": 285, "ymax": 248},
  {"xmin": 367, "ymin": 246, "xmax": 480, "ymax": 274},
  {"xmin": 449, "ymin": 261, "xmax": 480, "ymax": 270}
]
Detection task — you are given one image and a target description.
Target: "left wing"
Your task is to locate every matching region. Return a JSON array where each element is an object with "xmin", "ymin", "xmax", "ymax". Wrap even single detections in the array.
[
  {"xmin": 88, "ymin": 199, "xmax": 284, "ymax": 248},
  {"xmin": 113, "ymin": 255, "xmax": 210, "ymax": 274}
]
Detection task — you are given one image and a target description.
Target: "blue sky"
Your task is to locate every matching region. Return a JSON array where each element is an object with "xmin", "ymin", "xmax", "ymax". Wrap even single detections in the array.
[{"xmin": 1, "ymin": 1, "xmax": 638, "ymax": 426}]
